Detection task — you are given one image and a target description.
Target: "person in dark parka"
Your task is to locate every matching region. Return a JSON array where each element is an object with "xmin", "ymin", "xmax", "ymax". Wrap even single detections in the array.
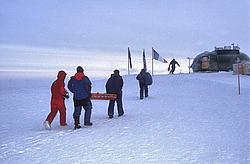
[
  {"xmin": 68, "ymin": 66, "xmax": 93, "ymax": 129},
  {"xmin": 105, "ymin": 69, "xmax": 124, "ymax": 119},
  {"xmin": 136, "ymin": 69, "xmax": 148, "ymax": 99},
  {"xmin": 168, "ymin": 58, "xmax": 180, "ymax": 74}
]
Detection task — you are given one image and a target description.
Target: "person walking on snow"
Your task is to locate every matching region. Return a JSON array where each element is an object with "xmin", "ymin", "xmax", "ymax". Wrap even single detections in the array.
[
  {"xmin": 68, "ymin": 66, "xmax": 93, "ymax": 129},
  {"xmin": 168, "ymin": 58, "xmax": 180, "ymax": 74},
  {"xmin": 105, "ymin": 69, "xmax": 124, "ymax": 119},
  {"xmin": 136, "ymin": 69, "xmax": 150, "ymax": 100},
  {"xmin": 44, "ymin": 70, "xmax": 69, "ymax": 130}
]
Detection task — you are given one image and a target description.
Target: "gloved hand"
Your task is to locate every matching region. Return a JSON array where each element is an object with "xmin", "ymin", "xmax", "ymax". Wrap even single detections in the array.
[{"xmin": 64, "ymin": 93, "xmax": 69, "ymax": 99}]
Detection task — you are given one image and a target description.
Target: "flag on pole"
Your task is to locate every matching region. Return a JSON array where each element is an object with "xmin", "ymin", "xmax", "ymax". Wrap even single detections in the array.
[
  {"xmin": 143, "ymin": 49, "xmax": 147, "ymax": 71},
  {"xmin": 152, "ymin": 48, "xmax": 167, "ymax": 63},
  {"xmin": 128, "ymin": 47, "xmax": 132, "ymax": 69}
]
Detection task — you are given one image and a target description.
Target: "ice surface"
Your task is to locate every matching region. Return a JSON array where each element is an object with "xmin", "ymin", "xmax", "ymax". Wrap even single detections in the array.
[{"xmin": 0, "ymin": 72, "xmax": 249, "ymax": 163}]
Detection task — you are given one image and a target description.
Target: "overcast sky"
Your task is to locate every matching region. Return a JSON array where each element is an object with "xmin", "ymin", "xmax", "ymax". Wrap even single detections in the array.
[{"xmin": 1, "ymin": 0, "xmax": 249, "ymax": 56}]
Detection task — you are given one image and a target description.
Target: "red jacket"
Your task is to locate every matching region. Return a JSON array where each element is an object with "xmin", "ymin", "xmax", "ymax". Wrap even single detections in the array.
[{"xmin": 51, "ymin": 71, "xmax": 67, "ymax": 101}]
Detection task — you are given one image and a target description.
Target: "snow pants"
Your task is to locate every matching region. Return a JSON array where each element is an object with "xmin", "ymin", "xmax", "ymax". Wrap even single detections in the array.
[
  {"xmin": 46, "ymin": 99, "xmax": 66, "ymax": 126},
  {"xmin": 108, "ymin": 93, "xmax": 124, "ymax": 117},
  {"xmin": 140, "ymin": 85, "xmax": 148, "ymax": 99},
  {"xmin": 73, "ymin": 98, "xmax": 92, "ymax": 124},
  {"xmin": 170, "ymin": 66, "xmax": 176, "ymax": 74}
]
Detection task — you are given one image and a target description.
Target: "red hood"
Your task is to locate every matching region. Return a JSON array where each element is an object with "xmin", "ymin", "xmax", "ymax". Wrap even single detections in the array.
[
  {"xmin": 74, "ymin": 72, "xmax": 85, "ymax": 80},
  {"xmin": 57, "ymin": 70, "xmax": 66, "ymax": 81}
]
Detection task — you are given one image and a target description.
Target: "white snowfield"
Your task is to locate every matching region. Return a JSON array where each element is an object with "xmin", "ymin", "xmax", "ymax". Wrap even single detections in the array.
[{"xmin": 0, "ymin": 72, "xmax": 249, "ymax": 164}]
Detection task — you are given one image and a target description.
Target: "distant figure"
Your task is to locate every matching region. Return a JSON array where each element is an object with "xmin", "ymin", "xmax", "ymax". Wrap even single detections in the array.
[
  {"xmin": 168, "ymin": 59, "xmax": 180, "ymax": 74},
  {"xmin": 136, "ymin": 69, "xmax": 152, "ymax": 99},
  {"xmin": 105, "ymin": 69, "xmax": 124, "ymax": 119},
  {"xmin": 44, "ymin": 70, "xmax": 69, "ymax": 130},
  {"xmin": 68, "ymin": 66, "xmax": 93, "ymax": 129}
]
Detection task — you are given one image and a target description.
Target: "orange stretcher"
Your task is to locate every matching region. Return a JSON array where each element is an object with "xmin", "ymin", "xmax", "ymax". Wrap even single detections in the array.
[{"xmin": 91, "ymin": 93, "xmax": 117, "ymax": 100}]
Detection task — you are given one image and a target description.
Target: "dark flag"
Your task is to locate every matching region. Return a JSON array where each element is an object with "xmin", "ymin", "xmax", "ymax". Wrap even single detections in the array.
[
  {"xmin": 128, "ymin": 47, "xmax": 132, "ymax": 69},
  {"xmin": 143, "ymin": 49, "xmax": 147, "ymax": 71},
  {"xmin": 152, "ymin": 48, "xmax": 167, "ymax": 63}
]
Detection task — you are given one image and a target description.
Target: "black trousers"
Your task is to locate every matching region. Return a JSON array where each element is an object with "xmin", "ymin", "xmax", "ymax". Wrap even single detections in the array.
[
  {"xmin": 140, "ymin": 85, "xmax": 148, "ymax": 99},
  {"xmin": 108, "ymin": 94, "xmax": 124, "ymax": 117},
  {"xmin": 73, "ymin": 98, "xmax": 92, "ymax": 123}
]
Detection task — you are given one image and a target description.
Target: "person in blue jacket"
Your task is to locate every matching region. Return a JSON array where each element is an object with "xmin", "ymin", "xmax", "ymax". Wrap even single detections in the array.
[
  {"xmin": 68, "ymin": 66, "xmax": 93, "ymax": 129},
  {"xmin": 136, "ymin": 69, "xmax": 148, "ymax": 100},
  {"xmin": 105, "ymin": 69, "xmax": 124, "ymax": 119}
]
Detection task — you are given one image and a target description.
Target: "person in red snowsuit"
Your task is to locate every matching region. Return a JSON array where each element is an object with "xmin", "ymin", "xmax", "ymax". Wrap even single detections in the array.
[{"xmin": 44, "ymin": 70, "xmax": 69, "ymax": 129}]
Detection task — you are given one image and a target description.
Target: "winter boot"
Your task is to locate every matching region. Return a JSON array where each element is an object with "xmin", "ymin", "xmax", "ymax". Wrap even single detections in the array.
[
  {"xmin": 118, "ymin": 113, "xmax": 124, "ymax": 117},
  {"xmin": 60, "ymin": 123, "xmax": 67, "ymax": 128},
  {"xmin": 44, "ymin": 121, "xmax": 51, "ymax": 130},
  {"xmin": 84, "ymin": 122, "xmax": 93, "ymax": 126},
  {"xmin": 74, "ymin": 117, "xmax": 81, "ymax": 130}
]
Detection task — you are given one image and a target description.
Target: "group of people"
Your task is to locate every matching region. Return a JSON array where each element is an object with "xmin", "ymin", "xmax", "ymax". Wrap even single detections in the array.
[
  {"xmin": 44, "ymin": 66, "xmax": 125, "ymax": 130},
  {"xmin": 44, "ymin": 66, "xmax": 91, "ymax": 130},
  {"xmin": 44, "ymin": 59, "xmax": 180, "ymax": 130}
]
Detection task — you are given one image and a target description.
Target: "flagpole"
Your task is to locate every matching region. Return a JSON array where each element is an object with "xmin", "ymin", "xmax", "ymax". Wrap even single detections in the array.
[
  {"xmin": 128, "ymin": 47, "xmax": 130, "ymax": 75},
  {"xmin": 187, "ymin": 57, "xmax": 193, "ymax": 74},
  {"xmin": 152, "ymin": 47, "xmax": 154, "ymax": 76}
]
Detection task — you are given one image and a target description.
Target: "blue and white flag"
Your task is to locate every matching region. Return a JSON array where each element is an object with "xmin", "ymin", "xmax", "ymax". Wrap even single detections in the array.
[{"xmin": 152, "ymin": 48, "xmax": 167, "ymax": 63}]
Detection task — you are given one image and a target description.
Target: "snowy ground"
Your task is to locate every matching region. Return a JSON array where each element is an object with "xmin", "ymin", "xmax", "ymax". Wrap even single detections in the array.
[{"xmin": 0, "ymin": 72, "xmax": 249, "ymax": 164}]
